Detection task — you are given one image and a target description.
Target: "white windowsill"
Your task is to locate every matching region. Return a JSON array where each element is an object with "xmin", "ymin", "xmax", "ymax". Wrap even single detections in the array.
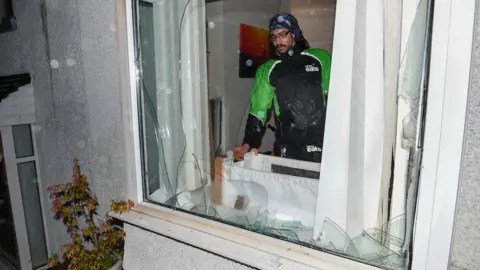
[{"xmin": 111, "ymin": 202, "xmax": 380, "ymax": 270}]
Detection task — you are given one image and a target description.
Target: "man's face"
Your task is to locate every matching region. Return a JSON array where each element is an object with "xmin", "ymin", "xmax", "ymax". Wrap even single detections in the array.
[{"xmin": 270, "ymin": 29, "xmax": 295, "ymax": 54}]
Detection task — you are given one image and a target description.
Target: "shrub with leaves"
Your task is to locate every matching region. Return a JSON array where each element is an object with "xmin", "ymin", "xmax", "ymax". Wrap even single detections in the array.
[{"xmin": 47, "ymin": 159, "xmax": 134, "ymax": 270}]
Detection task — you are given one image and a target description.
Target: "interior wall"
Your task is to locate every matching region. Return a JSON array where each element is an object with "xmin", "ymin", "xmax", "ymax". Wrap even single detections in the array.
[
  {"xmin": 206, "ymin": 0, "xmax": 281, "ymax": 153},
  {"xmin": 206, "ymin": 0, "xmax": 337, "ymax": 154},
  {"xmin": 288, "ymin": 0, "xmax": 337, "ymax": 53}
]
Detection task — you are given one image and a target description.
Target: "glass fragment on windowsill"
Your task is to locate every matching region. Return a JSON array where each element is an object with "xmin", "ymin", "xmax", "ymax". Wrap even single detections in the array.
[{"xmin": 178, "ymin": 181, "xmax": 406, "ymax": 269}]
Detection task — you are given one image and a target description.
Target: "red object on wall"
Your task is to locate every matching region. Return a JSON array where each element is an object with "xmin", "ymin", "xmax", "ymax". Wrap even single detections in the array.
[{"xmin": 239, "ymin": 23, "xmax": 274, "ymax": 78}]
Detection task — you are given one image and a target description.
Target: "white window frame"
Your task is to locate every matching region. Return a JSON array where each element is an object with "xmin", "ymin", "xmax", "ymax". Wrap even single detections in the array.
[
  {"xmin": 411, "ymin": 0, "xmax": 476, "ymax": 269},
  {"xmin": 118, "ymin": 0, "xmax": 476, "ymax": 269}
]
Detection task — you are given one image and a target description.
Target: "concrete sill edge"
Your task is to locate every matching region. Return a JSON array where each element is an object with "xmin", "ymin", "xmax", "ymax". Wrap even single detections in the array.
[{"xmin": 110, "ymin": 202, "xmax": 380, "ymax": 270}]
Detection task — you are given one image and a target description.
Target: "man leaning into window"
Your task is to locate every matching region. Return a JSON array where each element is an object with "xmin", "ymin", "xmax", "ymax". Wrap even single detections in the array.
[{"xmin": 234, "ymin": 13, "xmax": 332, "ymax": 163}]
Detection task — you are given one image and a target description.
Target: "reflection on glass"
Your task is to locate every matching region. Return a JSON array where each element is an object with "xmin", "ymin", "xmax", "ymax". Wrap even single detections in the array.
[
  {"xmin": 12, "ymin": 125, "xmax": 34, "ymax": 158},
  {"xmin": 138, "ymin": 0, "xmax": 186, "ymax": 203},
  {"xmin": 135, "ymin": 0, "xmax": 431, "ymax": 269},
  {"xmin": 17, "ymin": 162, "xmax": 47, "ymax": 268},
  {"xmin": 398, "ymin": 0, "xmax": 429, "ymax": 146}
]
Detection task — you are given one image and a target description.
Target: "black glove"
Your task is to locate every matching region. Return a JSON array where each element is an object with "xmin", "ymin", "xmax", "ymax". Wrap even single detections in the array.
[{"xmin": 242, "ymin": 114, "xmax": 265, "ymax": 149}]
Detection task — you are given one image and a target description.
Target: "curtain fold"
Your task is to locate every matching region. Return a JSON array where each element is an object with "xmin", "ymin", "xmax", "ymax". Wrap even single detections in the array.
[{"xmin": 315, "ymin": 0, "xmax": 425, "ymax": 246}]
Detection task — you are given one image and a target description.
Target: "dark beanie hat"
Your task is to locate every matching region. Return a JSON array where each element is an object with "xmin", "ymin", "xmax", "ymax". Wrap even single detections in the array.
[{"xmin": 269, "ymin": 13, "xmax": 304, "ymax": 41}]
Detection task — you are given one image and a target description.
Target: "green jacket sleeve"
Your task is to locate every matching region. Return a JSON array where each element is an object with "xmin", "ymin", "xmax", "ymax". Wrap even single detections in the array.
[
  {"xmin": 249, "ymin": 60, "xmax": 278, "ymax": 124},
  {"xmin": 243, "ymin": 60, "xmax": 278, "ymax": 148}
]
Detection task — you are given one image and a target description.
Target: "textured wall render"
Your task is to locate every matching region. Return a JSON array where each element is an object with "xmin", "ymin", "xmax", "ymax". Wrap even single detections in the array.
[
  {"xmin": 449, "ymin": 4, "xmax": 480, "ymax": 270},
  {"xmin": 0, "ymin": 0, "xmax": 127, "ymax": 253},
  {"xmin": 123, "ymin": 224, "xmax": 254, "ymax": 270}
]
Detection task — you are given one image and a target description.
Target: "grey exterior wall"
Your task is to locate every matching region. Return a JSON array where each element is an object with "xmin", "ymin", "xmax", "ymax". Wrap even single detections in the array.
[
  {"xmin": 0, "ymin": 0, "xmax": 127, "ymax": 254},
  {"xmin": 123, "ymin": 224, "xmax": 253, "ymax": 270},
  {"xmin": 449, "ymin": 4, "xmax": 480, "ymax": 270}
]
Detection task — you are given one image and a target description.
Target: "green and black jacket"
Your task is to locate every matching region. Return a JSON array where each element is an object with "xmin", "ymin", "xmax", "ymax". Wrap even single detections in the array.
[{"xmin": 243, "ymin": 46, "xmax": 332, "ymax": 151}]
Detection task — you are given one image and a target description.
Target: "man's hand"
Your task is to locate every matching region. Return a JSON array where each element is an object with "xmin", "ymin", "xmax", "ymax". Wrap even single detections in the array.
[
  {"xmin": 233, "ymin": 144, "xmax": 259, "ymax": 160},
  {"xmin": 233, "ymin": 144, "xmax": 250, "ymax": 160}
]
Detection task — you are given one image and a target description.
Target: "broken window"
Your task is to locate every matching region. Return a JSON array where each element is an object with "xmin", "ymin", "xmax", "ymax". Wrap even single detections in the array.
[{"xmin": 133, "ymin": 0, "xmax": 433, "ymax": 269}]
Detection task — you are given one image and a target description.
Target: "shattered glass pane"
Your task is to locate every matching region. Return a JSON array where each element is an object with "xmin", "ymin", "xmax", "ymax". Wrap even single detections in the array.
[
  {"xmin": 134, "ymin": 0, "xmax": 432, "ymax": 269},
  {"xmin": 398, "ymin": 0, "xmax": 429, "ymax": 147},
  {"xmin": 317, "ymin": 217, "xmax": 359, "ymax": 257}
]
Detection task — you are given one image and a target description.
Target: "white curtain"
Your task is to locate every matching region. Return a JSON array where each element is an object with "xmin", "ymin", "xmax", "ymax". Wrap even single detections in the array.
[
  {"xmin": 314, "ymin": 0, "xmax": 424, "ymax": 243},
  {"xmin": 146, "ymin": 0, "xmax": 209, "ymax": 201},
  {"xmin": 153, "ymin": 0, "xmax": 186, "ymax": 197}
]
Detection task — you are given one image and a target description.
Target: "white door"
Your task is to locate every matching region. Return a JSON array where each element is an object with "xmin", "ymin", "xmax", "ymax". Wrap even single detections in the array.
[{"xmin": 0, "ymin": 85, "xmax": 49, "ymax": 270}]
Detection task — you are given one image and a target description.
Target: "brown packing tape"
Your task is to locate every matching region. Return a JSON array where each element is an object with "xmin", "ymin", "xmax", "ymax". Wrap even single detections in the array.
[{"xmin": 212, "ymin": 156, "xmax": 223, "ymax": 205}]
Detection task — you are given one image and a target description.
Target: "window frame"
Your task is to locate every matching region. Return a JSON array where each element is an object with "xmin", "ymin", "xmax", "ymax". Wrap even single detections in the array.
[
  {"xmin": 411, "ymin": 0, "xmax": 476, "ymax": 269},
  {"xmin": 117, "ymin": 0, "xmax": 476, "ymax": 269}
]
